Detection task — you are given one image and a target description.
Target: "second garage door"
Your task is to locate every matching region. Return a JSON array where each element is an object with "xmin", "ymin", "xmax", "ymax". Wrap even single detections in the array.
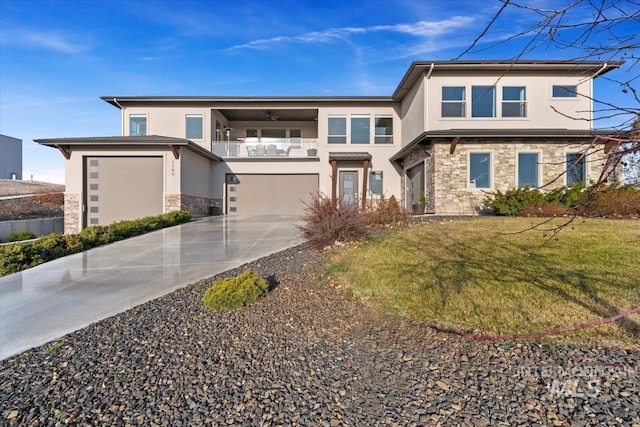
[{"xmin": 226, "ymin": 174, "xmax": 318, "ymax": 215}]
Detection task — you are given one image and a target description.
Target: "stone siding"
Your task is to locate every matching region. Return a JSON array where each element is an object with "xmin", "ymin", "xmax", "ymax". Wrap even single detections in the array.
[
  {"xmin": 64, "ymin": 194, "xmax": 81, "ymax": 234},
  {"xmin": 432, "ymin": 140, "xmax": 608, "ymax": 215},
  {"xmin": 165, "ymin": 194, "xmax": 181, "ymax": 212},
  {"xmin": 165, "ymin": 194, "xmax": 222, "ymax": 216}
]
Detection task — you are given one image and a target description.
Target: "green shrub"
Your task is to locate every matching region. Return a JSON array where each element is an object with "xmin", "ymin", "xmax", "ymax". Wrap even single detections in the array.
[
  {"xmin": 203, "ymin": 269, "xmax": 269, "ymax": 311},
  {"xmin": 484, "ymin": 187, "xmax": 545, "ymax": 216},
  {"xmin": 0, "ymin": 210, "xmax": 192, "ymax": 277},
  {"xmin": 544, "ymin": 182, "xmax": 586, "ymax": 208},
  {"xmin": 8, "ymin": 231, "xmax": 36, "ymax": 242}
]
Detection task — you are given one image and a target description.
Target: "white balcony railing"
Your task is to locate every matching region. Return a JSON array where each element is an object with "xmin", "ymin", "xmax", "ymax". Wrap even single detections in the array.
[{"xmin": 212, "ymin": 138, "xmax": 318, "ymax": 158}]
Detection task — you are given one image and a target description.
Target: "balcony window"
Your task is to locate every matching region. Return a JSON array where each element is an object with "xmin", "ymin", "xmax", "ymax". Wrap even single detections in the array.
[
  {"xmin": 261, "ymin": 128, "xmax": 286, "ymax": 138},
  {"xmin": 186, "ymin": 114, "xmax": 203, "ymax": 140},
  {"xmin": 351, "ymin": 115, "xmax": 370, "ymax": 144},
  {"xmin": 441, "ymin": 86, "xmax": 466, "ymax": 117},
  {"xmin": 328, "ymin": 116, "xmax": 346, "ymax": 143},
  {"xmin": 469, "ymin": 152, "xmax": 491, "ymax": 189},
  {"xmin": 553, "ymin": 85, "xmax": 578, "ymax": 98},
  {"xmin": 472, "ymin": 86, "xmax": 496, "ymax": 118},
  {"xmin": 129, "ymin": 115, "xmax": 147, "ymax": 136},
  {"xmin": 374, "ymin": 116, "xmax": 393, "ymax": 144},
  {"xmin": 502, "ymin": 86, "xmax": 526, "ymax": 117},
  {"xmin": 518, "ymin": 152, "xmax": 539, "ymax": 187},
  {"xmin": 246, "ymin": 129, "xmax": 258, "ymax": 138}
]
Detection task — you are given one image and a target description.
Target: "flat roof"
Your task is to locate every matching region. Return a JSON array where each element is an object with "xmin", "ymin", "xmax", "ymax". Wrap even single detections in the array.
[
  {"xmin": 328, "ymin": 152, "xmax": 372, "ymax": 161},
  {"xmin": 101, "ymin": 96, "xmax": 394, "ymax": 108},
  {"xmin": 35, "ymin": 135, "xmax": 221, "ymax": 161}
]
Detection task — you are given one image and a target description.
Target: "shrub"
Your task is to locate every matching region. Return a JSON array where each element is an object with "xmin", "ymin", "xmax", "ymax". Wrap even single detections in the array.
[
  {"xmin": 581, "ymin": 184, "xmax": 640, "ymax": 218},
  {"xmin": 484, "ymin": 187, "xmax": 545, "ymax": 216},
  {"xmin": 0, "ymin": 210, "xmax": 192, "ymax": 277},
  {"xmin": 8, "ymin": 231, "xmax": 36, "ymax": 242},
  {"xmin": 298, "ymin": 193, "xmax": 367, "ymax": 249},
  {"xmin": 364, "ymin": 195, "xmax": 412, "ymax": 228},
  {"xmin": 521, "ymin": 203, "xmax": 572, "ymax": 217},
  {"xmin": 544, "ymin": 182, "xmax": 586, "ymax": 208},
  {"xmin": 203, "ymin": 269, "xmax": 269, "ymax": 311}
]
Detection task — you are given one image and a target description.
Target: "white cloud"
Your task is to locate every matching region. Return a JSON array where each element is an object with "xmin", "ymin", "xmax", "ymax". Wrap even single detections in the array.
[
  {"xmin": 0, "ymin": 28, "xmax": 91, "ymax": 54},
  {"xmin": 227, "ymin": 17, "xmax": 474, "ymax": 51}
]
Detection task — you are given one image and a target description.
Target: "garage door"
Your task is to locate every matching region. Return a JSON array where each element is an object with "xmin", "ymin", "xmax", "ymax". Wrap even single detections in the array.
[
  {"xmin": 226, "ymin": 174, "xmax": 318, "ymax": 215},
  {"xmin": 85, "ymin": 157, "xmax": 163, "ymax": 226}
]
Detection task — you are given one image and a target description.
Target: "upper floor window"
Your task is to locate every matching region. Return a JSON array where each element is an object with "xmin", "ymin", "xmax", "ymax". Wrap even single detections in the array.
[
  {"xmin": 471, "ymin": 86, "xmax": 496, "ymax": 118},
  {"xmin": 566, "ymin": 153, "xmax": 586, "ymax": 185},
  {"xmin": 374, "ymin": 116, "xmax": 393, "ymax": 144},
  {"xmin": 351, "ymin": 115, "xmax": 370, "ymax": 144},
  {"xmin": 553, "ymin": 85, "xmax": 577, "ymax": 98},
  {"xmin": 328, "ymin": 116, "xmax": 347, "ymax": 144},
  {"xmin": 129, "ymin": 115, "xmax": 147, "ymax": 136},
  {"xmin": 518, "ymin": 152, "xmax": 539, "ymax": 187},
  {"xmin": 186, "ymin": 114, "xmax": 203, "ymax": 140},
  {"xmin": 502, "ymin": 86, "xmax": 526, "ymax": 117},
  {"xmin": 469, "ymin": 152, "xmax": 491, "ymax": 189},
  {"xmin": 441, "ymin": 86, "xmax": 466, "ymax": 117}
]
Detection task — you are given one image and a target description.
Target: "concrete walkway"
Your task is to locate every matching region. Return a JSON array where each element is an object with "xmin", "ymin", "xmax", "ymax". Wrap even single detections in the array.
[{"xmin": 0, "ymin": 215, "xmax": 304, "ymax": 360}]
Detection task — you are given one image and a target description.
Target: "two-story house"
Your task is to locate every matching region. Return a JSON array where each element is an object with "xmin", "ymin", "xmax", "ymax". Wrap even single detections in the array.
[{"xmin": 36, "ymin": 60, "xmax": 621, "ymax": 234}]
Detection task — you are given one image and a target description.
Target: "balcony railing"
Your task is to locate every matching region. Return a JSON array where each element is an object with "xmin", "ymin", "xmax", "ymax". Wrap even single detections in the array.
[{"xmin": 212, "ymin": 138, "xmax": 318, "ymax": 158}]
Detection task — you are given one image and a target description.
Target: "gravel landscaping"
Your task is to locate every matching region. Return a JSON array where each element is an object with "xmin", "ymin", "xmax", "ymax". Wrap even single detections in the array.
[{"xmin": 1, "ymin": 244, "xmax": 638, "ymax": 426}]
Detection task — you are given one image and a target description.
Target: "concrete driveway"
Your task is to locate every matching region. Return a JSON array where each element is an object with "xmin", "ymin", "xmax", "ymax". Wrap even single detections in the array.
[{"xmin": 0, "ymin": 215, "xmax": 304, "ymax": 360}]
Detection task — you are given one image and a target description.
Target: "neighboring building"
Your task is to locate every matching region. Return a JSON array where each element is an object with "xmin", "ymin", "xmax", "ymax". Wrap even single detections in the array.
[
  {"xmin": 0, "ymin": 134, "xmax": 23, "ymax": 180},
  {"xmin": 36, "ymin": 60, "xmax": 622, "ymax": 234}
]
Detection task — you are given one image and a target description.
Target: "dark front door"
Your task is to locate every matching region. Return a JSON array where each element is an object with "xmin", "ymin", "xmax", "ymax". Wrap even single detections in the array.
[{"xmin": 407, "ymin": 163, "xmax": 424, "ymax": 207}]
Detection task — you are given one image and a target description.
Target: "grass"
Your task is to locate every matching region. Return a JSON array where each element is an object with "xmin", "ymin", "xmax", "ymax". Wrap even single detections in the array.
[{"xmin": 326, "ymin": 217, "xmax": 640, "ymax": 348}]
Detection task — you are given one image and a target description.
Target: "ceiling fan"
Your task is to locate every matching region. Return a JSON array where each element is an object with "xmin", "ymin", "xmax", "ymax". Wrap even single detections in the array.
[{"xmin": 265, "ymin": 110, "xmax": 279, "ymax": 121}]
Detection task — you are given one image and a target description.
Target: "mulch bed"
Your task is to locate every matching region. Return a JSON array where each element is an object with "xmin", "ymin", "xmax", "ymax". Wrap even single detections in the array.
[{"xmin": 1, "ymin": 244, "xmax": 638, "ymax": 426}]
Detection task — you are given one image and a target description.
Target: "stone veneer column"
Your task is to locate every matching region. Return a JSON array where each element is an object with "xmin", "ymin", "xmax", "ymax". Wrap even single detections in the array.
[
  {"xmin": 165, "ymin": 194, "xmax": 182, "ymax": 212},
  {"xmin": 64, "ymin": 194, "xmax": 81, "ymax": 235}
]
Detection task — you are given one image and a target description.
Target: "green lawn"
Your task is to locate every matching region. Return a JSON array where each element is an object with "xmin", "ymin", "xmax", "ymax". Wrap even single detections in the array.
[{"xmin": 326, "ymin": 217, "xmax": 640, "ymax": 348}]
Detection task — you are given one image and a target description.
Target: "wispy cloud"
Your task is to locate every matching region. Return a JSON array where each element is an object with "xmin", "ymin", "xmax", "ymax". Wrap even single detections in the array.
[
  {"xmin": 227, "ymin": 17, "xmax": 474, "ymax": 51},
  {"xmin": 0, "ymin": 28, "xmax": 91, "ymax": 54}
]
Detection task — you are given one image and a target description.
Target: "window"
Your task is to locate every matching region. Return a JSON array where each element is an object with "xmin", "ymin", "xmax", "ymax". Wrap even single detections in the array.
[
  {"xmin": 261, "ymin": 128, "xmax": 286, "ymax": 139},
  {"xmin": 186, "ymin": 115, "xmax": 203, "ymax": 140},
  {"xmin": 369, "ymin": 171, "xmax": 383, "ymax": 195},
  {"xmin": 441, "ymin": 86, "xmax": 466, "ymax": 117},
  {"xmin": 374, "ymin": 116, "xmax": 393, "ymax": 144},
  {"xmin": 502, "ymin": 86, "xmax": 526, "ymax": 117},
  {"xmin": 469, "ymin": 152, "xmax": 491, "ymax": 189},
  {"xmin": 246, "ymin": 129, "xmax": 258, "ymax": 138},
  {"xmin": 129, "ymin": 115, "xmax": 147, "ymax": 136},
  {"xmin": 553, "ymin": 85, "xmax": 578, "ymax": 98},
  {"xmin": 471, "ymin": 86, "xmax": 496, "ymax": 117},
  {"xmin": 351, "ymin": 115, "xmax": 370, "ymax": 144},
  {"xmin": 566, "ymin": 153, "xmax": 586, "ymax": 185},
  {"xmin": 518, "ymin": 152, "xmax": 539, "ymax": 187},
  {"xmin": 290, "ymin": 128, "xmax": 301, "ymax": 147},
  {"xmin": 328, "ymin": 116, "xmax": 346, "ymax": 143}
]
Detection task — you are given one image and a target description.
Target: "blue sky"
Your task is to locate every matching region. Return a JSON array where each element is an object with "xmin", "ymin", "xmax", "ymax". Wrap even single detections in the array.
[{"xmin": 1, "ymin": 0, "xmax": 637, "ymax": 184}]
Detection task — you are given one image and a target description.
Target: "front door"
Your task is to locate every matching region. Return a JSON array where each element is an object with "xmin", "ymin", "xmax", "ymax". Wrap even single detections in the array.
[{"xmin": 339, "ymin": 171, "xmax": 358, "ymax": 206}]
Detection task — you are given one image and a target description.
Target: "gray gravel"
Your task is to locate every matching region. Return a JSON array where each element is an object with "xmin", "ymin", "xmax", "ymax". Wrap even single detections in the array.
[{"xmin": 1, "ymin": 244, "xmax": 638, "ymax": 426}]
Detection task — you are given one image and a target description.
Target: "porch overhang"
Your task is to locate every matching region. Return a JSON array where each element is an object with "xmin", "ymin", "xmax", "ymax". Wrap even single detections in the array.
[
  {"xmin": 34, "ymin": 135, "xmax": 222, "ymax": 161},
  {"xmin": 390, "ymin": 128, "xmax": 622, "ymax": 165},
  {"xmin": 328, "ymin": 152, "xmax": 372, "ymax": 209}
]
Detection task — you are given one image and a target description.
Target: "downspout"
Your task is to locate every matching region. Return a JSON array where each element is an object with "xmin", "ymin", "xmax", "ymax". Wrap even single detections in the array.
[
  {"xmin": 424, "ymin": 62, "xmax": 435, "ymax": 141},
  {"xmin": 113, "ymin": 97, "xmax": 125, "ymax": 136}
]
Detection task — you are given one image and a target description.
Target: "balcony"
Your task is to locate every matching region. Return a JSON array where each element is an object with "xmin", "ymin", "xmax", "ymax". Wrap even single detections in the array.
[{"xmin": 212, "ymin": 138, "xmax": 318, "ymax": 159}]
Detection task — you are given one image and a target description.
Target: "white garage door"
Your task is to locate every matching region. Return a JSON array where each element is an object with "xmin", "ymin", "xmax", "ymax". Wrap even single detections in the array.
[
  {"xmin": 226, "ymin": 174, "xmax": 318, "ymax": 215},
  {"xmin": 85, "ymin": 157, "xmax": 163, "ymax": 226}
]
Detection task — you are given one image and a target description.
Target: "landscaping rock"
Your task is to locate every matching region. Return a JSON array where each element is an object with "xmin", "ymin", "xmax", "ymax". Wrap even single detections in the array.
[{"xmin": 0, "ymin": 243, "xmax": 638, "ymax": 425}]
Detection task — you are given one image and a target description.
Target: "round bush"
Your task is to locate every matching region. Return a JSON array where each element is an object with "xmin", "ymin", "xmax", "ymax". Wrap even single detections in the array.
[{"xmin": 203, "ymin": 269, "xmax": 269, "ymax": 311}]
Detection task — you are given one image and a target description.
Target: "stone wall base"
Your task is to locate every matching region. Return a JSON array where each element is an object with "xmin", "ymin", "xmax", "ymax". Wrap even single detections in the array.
[
  {"xmin": 64, "ymin": 194, "xmax": 81, "ymax": 235},
  {"xmin": 164, "ymin": 194, "xmax": 223, "ymax": 216}
]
